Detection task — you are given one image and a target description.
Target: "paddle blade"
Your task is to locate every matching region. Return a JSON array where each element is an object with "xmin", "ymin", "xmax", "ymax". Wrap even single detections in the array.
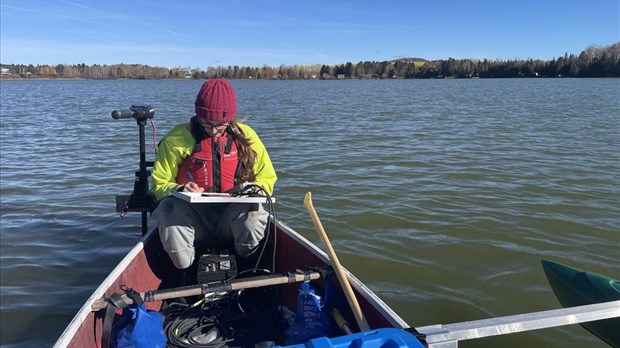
[{"xmin": 303, "ymin": 192, "xmax": 312, "ymax": 209}]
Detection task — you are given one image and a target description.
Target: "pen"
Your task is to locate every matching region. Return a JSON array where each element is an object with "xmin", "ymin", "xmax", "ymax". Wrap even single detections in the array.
[{"xmin": 186, "ymin": 171, "xmax": 194, "ymax": 183}]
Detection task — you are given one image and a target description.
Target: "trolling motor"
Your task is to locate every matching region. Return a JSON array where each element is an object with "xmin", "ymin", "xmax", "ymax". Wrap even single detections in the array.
[{"xmin": 112, "ymin": 105, "xmax": 157, "ymax": 235}]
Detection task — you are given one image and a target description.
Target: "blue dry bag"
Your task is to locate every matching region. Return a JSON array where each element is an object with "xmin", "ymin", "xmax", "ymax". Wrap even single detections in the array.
[
  {"xmin": 104, "ymin": 287, "xmax": 166, "ymax": 348},
  {"xmin": 287, "ymin": 280, "xmax": 333, "ymax": 344}
]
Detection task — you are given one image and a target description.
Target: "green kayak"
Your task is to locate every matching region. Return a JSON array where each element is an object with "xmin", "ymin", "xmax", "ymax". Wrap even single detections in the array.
[{"xmin": 542, "ymin": 260, "xmax": 620, "ymax": 348}]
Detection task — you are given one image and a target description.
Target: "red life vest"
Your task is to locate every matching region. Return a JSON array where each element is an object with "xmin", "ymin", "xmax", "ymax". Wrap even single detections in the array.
[{"xmin": 176, "ymin": 119, "xmax": 240, "ymax": 193}]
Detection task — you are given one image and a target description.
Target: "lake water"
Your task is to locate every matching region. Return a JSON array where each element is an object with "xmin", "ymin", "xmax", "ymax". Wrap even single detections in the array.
[{"xmin": 1, "ymin": 78, "xmax": 619, "ymax": 348}]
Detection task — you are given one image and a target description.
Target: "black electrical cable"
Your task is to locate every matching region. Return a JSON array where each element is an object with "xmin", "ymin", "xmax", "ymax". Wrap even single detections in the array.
[
  {"xmin": 164, "ymin": 303, "xmax": 234, "ymax": 348},
  {"xmin": 163, "ymin": 282, "xmax": 283, "ymax": 348},
  {"xmin": 230, "ymin": 184, "xmax": 278, "ymax": 273}
]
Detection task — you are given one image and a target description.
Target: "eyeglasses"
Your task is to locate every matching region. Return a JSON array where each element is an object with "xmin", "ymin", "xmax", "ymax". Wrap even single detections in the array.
[{"xmin": 201, "ymin": 121, "xmax": 230, "ymax": 130}]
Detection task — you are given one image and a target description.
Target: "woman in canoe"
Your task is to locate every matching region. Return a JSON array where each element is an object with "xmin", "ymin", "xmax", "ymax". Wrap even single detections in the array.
[{"xmin": 150, "ymin": 79, "xmax": 277, "ymax": 284}]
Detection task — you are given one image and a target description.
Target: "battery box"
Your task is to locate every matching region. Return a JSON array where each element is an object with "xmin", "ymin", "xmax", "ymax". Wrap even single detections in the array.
[{"xmin": 196, "ymin": 248, "xmax": 238, "ymax": 284}]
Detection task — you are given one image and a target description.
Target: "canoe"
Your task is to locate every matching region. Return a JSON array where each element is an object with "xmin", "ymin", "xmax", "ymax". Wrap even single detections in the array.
[
  {"xmin": 542, "ymin": 260, "xmax": 620, "ymax": 348},
  {"xmin": 54, "ymin": 217, "xmax": 427, "ymax": 348}
]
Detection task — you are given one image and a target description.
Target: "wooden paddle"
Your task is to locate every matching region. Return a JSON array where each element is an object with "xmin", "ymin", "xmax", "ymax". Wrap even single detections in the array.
[{"xmin": 303, "ymin": 192, "xmax": 371, "ymax": 331}]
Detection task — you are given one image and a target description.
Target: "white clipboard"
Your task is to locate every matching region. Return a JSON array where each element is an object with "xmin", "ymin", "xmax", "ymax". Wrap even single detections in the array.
[{"xmin": 172, "ymin": 191, "xmax": 274, "ymax": 204}]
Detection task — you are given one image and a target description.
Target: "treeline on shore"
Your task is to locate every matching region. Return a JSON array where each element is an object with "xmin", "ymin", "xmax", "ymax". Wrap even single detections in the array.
[{"xmin": 1, "ymin": 42, "xmax": 618, "ymax": 80}]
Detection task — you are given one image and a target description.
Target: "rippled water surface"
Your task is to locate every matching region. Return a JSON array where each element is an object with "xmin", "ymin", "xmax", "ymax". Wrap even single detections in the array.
[{"xmin": 1, "ymin": 78, "xmax": 619, "ymax": 347}]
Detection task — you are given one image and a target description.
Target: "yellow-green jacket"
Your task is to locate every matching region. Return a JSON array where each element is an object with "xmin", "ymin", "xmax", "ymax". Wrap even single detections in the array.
[{"xmin": 150, "ymin": 122, "xmax": 277, "ymax": 200}]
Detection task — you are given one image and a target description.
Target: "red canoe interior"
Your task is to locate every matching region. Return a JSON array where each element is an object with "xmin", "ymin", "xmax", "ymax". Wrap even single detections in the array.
[{"xmin": 64, "ymin": 222, "xmax": 397, "ymax": 348}]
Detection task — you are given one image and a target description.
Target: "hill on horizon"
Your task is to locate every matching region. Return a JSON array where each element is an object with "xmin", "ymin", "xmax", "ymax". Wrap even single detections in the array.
[{"xmin": 390, "ymin": 57, "xmax": 428, "ymax": 63}]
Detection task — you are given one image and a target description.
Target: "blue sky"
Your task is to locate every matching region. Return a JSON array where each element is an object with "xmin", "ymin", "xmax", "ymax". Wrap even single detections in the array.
[{"xmin": 1, "ymin": 0, "xmax": 618, "ymax": 69}]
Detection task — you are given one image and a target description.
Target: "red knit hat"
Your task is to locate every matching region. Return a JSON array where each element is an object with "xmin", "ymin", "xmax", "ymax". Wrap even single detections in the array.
[{"xmin": 195, "ymin": 79, "xmax": 238, "ymax": 122}]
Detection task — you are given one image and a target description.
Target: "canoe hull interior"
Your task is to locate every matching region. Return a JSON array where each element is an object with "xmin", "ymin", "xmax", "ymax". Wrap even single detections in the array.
[{"xmin": 55, "ymin": 220, "xmax": 407, "ymax": 347}]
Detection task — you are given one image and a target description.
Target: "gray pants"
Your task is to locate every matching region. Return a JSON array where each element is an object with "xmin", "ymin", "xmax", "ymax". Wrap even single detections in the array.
[{"xmin": 152, "ymin": 197, "xmax": 269, "ymax": 269}]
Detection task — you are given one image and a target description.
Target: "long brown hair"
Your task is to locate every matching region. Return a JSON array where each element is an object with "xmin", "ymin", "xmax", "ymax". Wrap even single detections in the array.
[{"xmin": 228, "ymin": 121, "xmax": 256, "ymax": 183}]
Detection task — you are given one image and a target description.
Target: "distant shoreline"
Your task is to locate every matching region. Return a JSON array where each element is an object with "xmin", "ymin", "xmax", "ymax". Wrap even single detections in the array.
[
  {"xmin": 2, "ymin": 75, "xmax": 618, "ymax": 81},
  {"xmin": 3, "ymin": 41, "xmax": 620, "ymax": 80},
  {"xmin": 2, "ymin": 41, "xmax": 619, "ymax": 80}
]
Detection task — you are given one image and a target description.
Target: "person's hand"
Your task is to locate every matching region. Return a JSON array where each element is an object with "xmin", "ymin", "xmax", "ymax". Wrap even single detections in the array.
[
  {"xmin": 240, "ymin": 182, "xmax": 264, "ymax": 195},
  {"xmin": 183, "ymin": 182, "xmax": 204, "ymax": 193}
]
